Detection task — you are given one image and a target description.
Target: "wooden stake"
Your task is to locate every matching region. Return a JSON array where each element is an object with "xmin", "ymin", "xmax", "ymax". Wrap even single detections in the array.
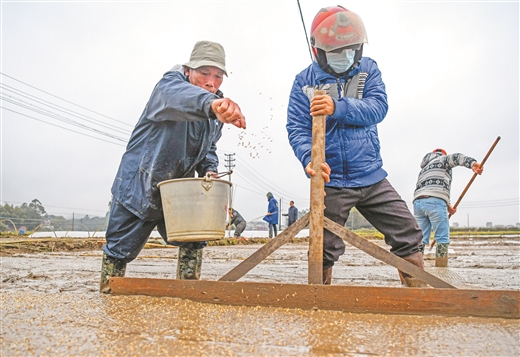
[{"xmin": 308, "ymin": 89, "xmax": 326, "ymax": 284}]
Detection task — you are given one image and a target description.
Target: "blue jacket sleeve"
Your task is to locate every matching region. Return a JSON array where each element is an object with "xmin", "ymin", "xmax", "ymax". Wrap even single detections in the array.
[
  {"xmin": 287, "ymin": 77, "xmax": 314, "ymax": 173},
  {"xmin": 143, "ymin": 69, "xmax": 219, "ymax": 123}
]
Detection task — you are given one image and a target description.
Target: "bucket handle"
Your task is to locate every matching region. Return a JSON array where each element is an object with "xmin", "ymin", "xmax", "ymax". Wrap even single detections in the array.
[
  {"xmin": 201, "ymin": 171, "xmax": 232, "ymax": 191},
  {"xmin": 201, "ymin": 173, "xmax": 214, "ymax": 191}
]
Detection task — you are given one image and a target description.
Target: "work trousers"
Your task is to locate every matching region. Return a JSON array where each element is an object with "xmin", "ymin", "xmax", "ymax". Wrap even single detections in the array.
[
  {"xmin": 323, "ymin": 178, "xmax": 423, "ymax": 269},
  {"xmin": 233, "ymin": 221, "xmax": 247, "ymax": 237},
  {"xmin": 103, "ymin": 200, "xmax": 206, "ymax": 263},
  {"xmin": 268, "ymin": 223, "xmax": 278, "ymax": 238},
  {"xmin": 413, "ymin": 197, "xmax": 450, "ymax": 245}
]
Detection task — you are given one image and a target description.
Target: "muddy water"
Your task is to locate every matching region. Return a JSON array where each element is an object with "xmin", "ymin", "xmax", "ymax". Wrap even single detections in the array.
[
  {"xmin": 1, "ymin": 236, "xmax": 519, "ymax": 356},
  {"xmin": 2, "ymin": 292, "xmax": 519, "ymax": 356}
]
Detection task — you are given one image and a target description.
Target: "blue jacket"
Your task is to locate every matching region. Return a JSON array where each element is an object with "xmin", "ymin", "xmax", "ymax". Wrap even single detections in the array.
[
  {"xmin": 263, "ymin": 197, "xmax": 279, "ymax": 224},
  {"xmin": 111, "ymin": 65, "xmax": 223, "ymax": 220},
  {"xmin": 287, "ymin": 59, "xmax": 389, "ymax": 188}
]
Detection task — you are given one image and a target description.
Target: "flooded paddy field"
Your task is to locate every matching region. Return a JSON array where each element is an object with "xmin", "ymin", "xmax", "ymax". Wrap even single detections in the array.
[{"xmin": 1, "ymin": 235, "xmax": 519, "ymax": 356}]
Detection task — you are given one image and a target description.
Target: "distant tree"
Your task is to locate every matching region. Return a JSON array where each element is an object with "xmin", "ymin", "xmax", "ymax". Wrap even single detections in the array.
[
  {"xmin": 0, "ymin": 199, "xmax": 48, "ymax": 231},
  {"xmin": 298, "ymin": 208, "xmax": 309, "ymax": 219}
]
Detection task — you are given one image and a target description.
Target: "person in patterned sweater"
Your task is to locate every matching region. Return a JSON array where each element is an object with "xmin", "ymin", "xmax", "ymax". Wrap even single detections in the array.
[{"xmin": 413, "ymin": 148, "xmax": 483, "ymax": 266}]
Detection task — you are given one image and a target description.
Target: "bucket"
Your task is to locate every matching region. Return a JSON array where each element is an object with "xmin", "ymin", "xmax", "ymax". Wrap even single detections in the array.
[{"xmin": 158, "ymin": 176, "xmax": 231, "ymax": 242}]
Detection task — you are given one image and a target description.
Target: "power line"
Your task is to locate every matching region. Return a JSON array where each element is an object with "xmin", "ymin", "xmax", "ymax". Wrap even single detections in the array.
[
  {"xmin": 0, "ymin": 72, "xmax": 132, "ymax": 128},
  {"xmin": 1, "ymin": 97, "xmax": 129, "ymax": 142},
  {"xmin": 1, "ymin": 83, "xmax": 132, "ymax": 135},
  {"xmin": 1, "ymin": 106, "xmax": 126, "ymax": 147},
  {"xmin": 297, "ymin": 0, "xmax": 313, "ymax": 62},
  {"xmin": 233, "ymin": 153, "xmax": 310, "ymax": 203}
]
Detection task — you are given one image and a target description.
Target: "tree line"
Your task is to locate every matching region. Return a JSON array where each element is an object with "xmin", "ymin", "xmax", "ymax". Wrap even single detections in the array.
[{"xmin": 0, "ymin": 199, "xmax": 108, "ymax": 232}]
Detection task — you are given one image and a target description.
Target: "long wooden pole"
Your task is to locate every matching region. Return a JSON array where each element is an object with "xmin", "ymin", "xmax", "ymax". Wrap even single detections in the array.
[
  {"xmin": 430, "ymin": 136, "xmax": 501, "ymax": 249},
  {"xmin": 449, "ymin": 136, "xmax": 501, "ymax": 217},
  {"xmin": 308, "ymin": 89, "xmax": 326, "ymax": 284}
]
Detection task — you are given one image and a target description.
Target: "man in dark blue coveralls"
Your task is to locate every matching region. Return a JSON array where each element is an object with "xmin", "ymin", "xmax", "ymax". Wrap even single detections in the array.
[{"xmin": 100, "ymin": 41, "xmax": 246, "ymax": 293}]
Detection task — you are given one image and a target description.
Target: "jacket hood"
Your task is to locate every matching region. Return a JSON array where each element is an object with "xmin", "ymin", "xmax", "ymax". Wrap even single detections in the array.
[{"xmin": 420, "ymin": 152, "xmax": 443, "ymax": 169}]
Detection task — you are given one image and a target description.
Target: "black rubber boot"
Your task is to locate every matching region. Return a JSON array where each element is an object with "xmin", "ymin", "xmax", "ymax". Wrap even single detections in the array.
[
  {"xmin": 177, "ymin": 246, "xmax": 203, "ymax": 280},
  {"xmin": 398, "ymin": 252, "xmax": 427, "ymax": 287},
  {"xmin": 100, "ymin": 252, "xmax": 126, "ymax": 294}
]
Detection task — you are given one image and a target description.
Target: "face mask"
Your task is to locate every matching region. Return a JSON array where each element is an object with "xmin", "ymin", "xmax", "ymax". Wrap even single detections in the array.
[{"xmin": 326, "ymin": 49, "xmax": 355, "ymax": 74}]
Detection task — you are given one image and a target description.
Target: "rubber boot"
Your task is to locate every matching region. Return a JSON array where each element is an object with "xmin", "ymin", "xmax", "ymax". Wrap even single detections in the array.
[
  {"xmin": 398, "ymin": 252, "xmax": 427, "ymax": 287},
  {"xmin": 435, "ymin": 243, "xmax": 449, "ymax": 267},
  {"xmin": 323, "ymin": 267, "xmax": 332, "ymax": 285},
  {"xmin": 177, "ymin": 246, "xmax": 203, "ymax": 280},
  {"xmin": 100, "ymin": 252, "xmax": 126, "ymax": 294}
]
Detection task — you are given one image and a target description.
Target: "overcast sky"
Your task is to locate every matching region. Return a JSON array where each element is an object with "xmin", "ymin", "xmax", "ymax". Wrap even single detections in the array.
[{"xmin": 1, "ymin": 0, "xmax": 518, "ymax": 228}]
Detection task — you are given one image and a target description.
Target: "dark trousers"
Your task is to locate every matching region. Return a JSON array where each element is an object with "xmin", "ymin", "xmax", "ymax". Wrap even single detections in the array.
[
  {"xmin": 103, "ymin": 200, "xmax": 206, "ymax": 263},
  {"xmin": 323, "ymin": 179, "xmax": 423, "ymax": 269},
  {"xmin": 233, "ymin": 221, "xmax": 247, "ymax": 237},
  {"xmin": 268, "ymin": 223, "xmax": 277, "ymax": 238}
]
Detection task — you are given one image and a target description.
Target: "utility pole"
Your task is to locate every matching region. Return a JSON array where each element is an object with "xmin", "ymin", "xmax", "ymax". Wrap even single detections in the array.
[
  {"xmin": 224, "ymin": 153, "xmax": 235, "ymax": 208},
  {"xmin": 279, "ymin": 198, "xmax": 283, "ymax": 228},
  {"xmin": 224, "ymin": 153, "xmax": 236, "ymax": 238}
]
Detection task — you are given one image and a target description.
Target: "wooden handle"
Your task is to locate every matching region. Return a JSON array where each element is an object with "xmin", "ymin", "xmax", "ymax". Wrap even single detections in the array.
[
  {"xmin": 450, "ymin": 136, "xmax": 501, "ymax": 215},
  {"xmin": 308, "ymin": 89, "xmax": 326, "ymax": 284}
]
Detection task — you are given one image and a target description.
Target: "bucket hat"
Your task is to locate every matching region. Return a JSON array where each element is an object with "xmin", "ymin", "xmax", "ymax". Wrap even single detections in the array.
[{"xmin": 183, "ymin": 41, "xmax": 227, "ymax": 76}]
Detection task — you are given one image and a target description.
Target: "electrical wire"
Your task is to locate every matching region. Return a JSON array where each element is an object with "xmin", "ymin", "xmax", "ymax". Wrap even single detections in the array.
[
  {"xmin": 233, "ymin": 153, "xmax": 310, "ymax": 202},
  {"xmin": 297, "ymin": 0, "xmax": 313, "ymax": 62},
  {"xmin": 1, "ymin": 83, "xmax": 132, "ymax": 135},
  {"xmin": 1, "ymin": 96, "xmax": 128, "ymax": 142},
  {"xmin": 1, "ymin": 106, "xmax": 126, "ymax": 147},
  {"xmin": 0, "ymin": 72, "xmax": 133, "ymax": 128}
]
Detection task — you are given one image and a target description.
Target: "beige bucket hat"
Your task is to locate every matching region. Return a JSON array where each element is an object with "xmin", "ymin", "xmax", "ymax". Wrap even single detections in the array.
[{"xmin": 183, "ymin": 41, "xmax": 227, "ymax": 76}]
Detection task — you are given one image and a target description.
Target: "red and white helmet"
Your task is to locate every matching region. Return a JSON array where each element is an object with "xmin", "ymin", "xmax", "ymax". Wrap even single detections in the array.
[{"xmin": 310, "ymin": 6, "xmax": 368, "ymax": 57}]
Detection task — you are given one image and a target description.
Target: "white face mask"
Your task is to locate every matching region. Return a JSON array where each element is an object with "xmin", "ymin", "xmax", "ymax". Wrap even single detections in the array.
[{"xmin": 326, "ymin": 49, "xmax": 356, "ymax": 74}]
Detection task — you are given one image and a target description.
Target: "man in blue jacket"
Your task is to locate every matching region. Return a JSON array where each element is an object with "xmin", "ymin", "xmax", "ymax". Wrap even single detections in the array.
[
  {"xmin": 100, "ymin": 41, "xmax": 246, "ymax": 293},
  {"xmin": 287, "ymin": 6, "xmax": 424, "ymax": 286},
  {"xmin": 263, "ymin": 192, "xmax": 279, "ymax": 238}
]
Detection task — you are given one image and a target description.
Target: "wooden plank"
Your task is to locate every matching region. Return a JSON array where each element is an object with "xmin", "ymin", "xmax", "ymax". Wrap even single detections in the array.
[
  {"xmin": 218, "ymin": 213, "xmax": 310, "ymax": 282},
  {"xmin": 323, "ymin": 217, "xmax": 456, "ymax": 289},
  {"xmin": 110, "ymin": 277, "xmax": 520, "ymax": 319},
  {"xmin": 308, "ymin": 89, "xmax": 326, "ymax": 284}
]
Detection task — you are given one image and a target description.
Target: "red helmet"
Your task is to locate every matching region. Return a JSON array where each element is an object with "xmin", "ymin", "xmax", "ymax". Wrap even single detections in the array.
[
  {"xmin": 433, "ymin": 148, "xmax": 447, "ymax": 155},
  {"xmin": 310, "ymin": 6, "xmax": 368, "ymax": 57}
]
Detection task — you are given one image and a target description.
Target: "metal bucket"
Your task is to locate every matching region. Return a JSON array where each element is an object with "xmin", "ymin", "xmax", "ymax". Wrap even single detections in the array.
[{"xmin": 158, "ymin": 176, "xmax": 231, "ymax": 242}]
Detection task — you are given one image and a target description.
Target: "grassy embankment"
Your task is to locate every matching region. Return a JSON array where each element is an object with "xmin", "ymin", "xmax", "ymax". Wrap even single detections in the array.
[{"xmin": 0, "ymin": 229, "xmax": 518, "ymax": 254}]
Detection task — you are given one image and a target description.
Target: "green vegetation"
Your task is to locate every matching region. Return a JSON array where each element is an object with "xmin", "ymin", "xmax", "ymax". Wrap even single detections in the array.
[{"xmin": 0, "ymin": 199, "xmax": 108, "ymax": 233}]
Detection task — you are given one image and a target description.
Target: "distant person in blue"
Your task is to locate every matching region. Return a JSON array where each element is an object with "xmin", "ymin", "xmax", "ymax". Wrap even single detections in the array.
[
  {"xmin": 263, "ymin": 192, "xmax": 279, "ymax": 238},
  {"xmin": 287, "ymin": 200, "xmax": 298, "ymax": 226},
  {"xmin": 286, "ymin": 6, "xmax": 425, "ymax": 286},
  {"xmin": 100, "ymin": 41, "xmax": 246, "ymax": 293}
]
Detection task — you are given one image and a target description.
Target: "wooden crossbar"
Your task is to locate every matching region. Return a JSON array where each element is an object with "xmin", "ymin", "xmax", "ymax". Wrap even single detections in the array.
[{"xmin": 109, "ymin": 278, "xmax": 519, "ymax": 319}]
